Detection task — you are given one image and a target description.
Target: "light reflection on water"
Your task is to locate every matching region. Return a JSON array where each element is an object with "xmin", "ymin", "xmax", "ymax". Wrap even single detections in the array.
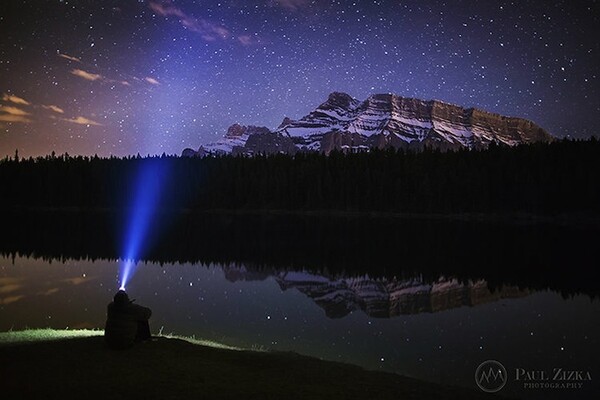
[{"xmin": 1, "ymin": 255, "xmax": 598, "ymax": 398}]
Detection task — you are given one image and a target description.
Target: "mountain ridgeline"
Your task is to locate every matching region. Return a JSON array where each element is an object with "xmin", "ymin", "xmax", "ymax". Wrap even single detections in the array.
[{"xmin": 183, "ymin": 92, "xmax": 554, "ymax": 156}]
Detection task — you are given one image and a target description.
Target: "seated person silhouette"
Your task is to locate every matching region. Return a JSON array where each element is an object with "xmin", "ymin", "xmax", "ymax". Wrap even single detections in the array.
[{"xmin": 104, "ymin": 290, "xmax": 152, "ymax": 349}]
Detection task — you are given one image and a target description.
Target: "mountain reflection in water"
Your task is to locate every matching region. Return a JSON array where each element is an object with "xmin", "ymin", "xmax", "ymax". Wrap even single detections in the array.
[
  {"xmin": 224, "ymin": 267, "xmax": 529, "ymax": 318},
  {"xmin": 1, "ymin": 255, "xmax": 598, "ymax": 400},
  {"xmin": 1, "ymin": 209, "xmax": 599, "ymax": 400}
]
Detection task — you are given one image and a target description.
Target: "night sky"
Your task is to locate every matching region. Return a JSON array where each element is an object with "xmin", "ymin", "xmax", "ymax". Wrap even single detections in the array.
[{"xmin": 1, "ymin": 0, "xmax": 598, "ymax": 158}]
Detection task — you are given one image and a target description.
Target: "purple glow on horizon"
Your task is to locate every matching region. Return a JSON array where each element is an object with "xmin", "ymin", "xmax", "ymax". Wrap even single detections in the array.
[{"xmin": 0, "ymin": 1, "xmax": 598, "ymax": 159}]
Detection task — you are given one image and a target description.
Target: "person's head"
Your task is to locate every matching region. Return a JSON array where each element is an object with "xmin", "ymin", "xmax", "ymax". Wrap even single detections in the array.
[{"xmin": 114, "ymin": 290, "xmax": 131, "ymax": 307}]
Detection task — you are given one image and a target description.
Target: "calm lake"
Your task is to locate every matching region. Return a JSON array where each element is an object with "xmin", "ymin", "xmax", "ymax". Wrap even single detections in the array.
[{"xmin": 1, "ymin": 212, "xmax": 598, "ymax": 399}]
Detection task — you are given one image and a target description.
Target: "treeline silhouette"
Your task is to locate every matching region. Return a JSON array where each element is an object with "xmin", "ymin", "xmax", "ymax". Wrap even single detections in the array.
[
  {"xmin": 0, "ymin": 210, "xmax": 598, "ymax": 298},
  {"xmin": 1, "ymin": 139, "xmax": 599, "ymax": 214}
]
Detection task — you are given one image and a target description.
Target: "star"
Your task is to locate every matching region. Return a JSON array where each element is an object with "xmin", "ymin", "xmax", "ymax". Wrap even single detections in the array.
[{"xmin": 0, "ymin": 0, "xmax": 597, "ymax": 158}]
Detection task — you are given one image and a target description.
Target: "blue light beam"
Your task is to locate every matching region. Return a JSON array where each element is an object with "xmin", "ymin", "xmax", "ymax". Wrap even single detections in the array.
[
  {"xmin": 119, "ymin": 259, "xmax": 135, "ymax": 290},
  {"xmin": 119, "ymin": 159, "xmax": 169, "ymax": 290}
]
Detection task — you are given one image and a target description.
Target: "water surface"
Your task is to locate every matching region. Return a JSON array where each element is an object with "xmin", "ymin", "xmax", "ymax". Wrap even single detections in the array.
[{"xmin": 1, "ymin": 255, "xmax": 597, "ymax": 399}]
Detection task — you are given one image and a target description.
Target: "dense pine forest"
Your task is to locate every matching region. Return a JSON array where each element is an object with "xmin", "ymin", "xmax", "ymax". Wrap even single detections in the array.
[
  {"xmin": 1, "ymin": 140, "xmax": 599, "ymax": 296},
  {"xmin": 1, "ymin": 139, "xmax": 599, "ymax": 215}
]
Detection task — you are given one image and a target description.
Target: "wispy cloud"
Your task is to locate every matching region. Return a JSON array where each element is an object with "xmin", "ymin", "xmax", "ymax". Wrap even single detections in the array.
[
  {"xmin": 0, "ymin": 114, "xmax": 32, "ymax": 123},
  {"xmin": 0, "ymin": 103, "xmax": 32, "ymax": 123},
  {"xmin": 271, "ymin": 0, "xmax": 310, "ymax": 11},
  {"xmin": 71, "ymin": 69, "xmax": 103, "ymax": 81},
  {"xmin": 39, "ymin": 288, "xmax": 60, "ymax": 296},
  {"xmin": 42, "ymin": 105, "xmax": 65, "ymax": 114},
  {"xmin": 2, "ymin": 94, "xmax": 31, "ymax": 106},
  {"xmin": 238, "ymin": 35, "xmax": 257, "ymax": 46},
  {"xmin": 0, "ymin": 106, "xmax": 30, "ymax": 116},
  {"xmin": 59, "ymin": 54, "xmax": 144, "ymax": 88},
  {"xmin": 145, "ymin": 77, "xmax": 160, "ymax": 85},
  {"xmin": 149, "ymin": 1, "xmax": 230, "ymax": 41},
  {"xmin": 70, "ymin": 67, "xmax": 153, "ymax": 88},
  {"xmin": 1, "ymin": 94, "xmax": 101, "ymax": 127},
  {"xmin": 0, "ymin": 295, "xmax": 25, "ymax": 305},
  {"xmin": 0, "ymin": 283, "xmax": 21, "ymax": 294},
  {"xmin": 64, "ymin": 276, "xmax": 93, "ymax": 285},
  {"xmin": 62, "ymin": 116, "xmax": 102, "ymax": 126},
  {"xmin": 58, "ymin": 53, "xmax": 81, "ymax": 63}
]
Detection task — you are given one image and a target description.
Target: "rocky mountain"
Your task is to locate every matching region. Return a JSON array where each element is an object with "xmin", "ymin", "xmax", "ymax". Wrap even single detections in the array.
[
  {"xmin": 223, "ymin": 266, "xmax": 529, "ymax": 319},
  {"xmin": 183, "ymin": 92, "xmax": 553, "ymax": 156},
  {"xmin": 182, "ymin": 123, "xmax": 276, "ymax": 156}
]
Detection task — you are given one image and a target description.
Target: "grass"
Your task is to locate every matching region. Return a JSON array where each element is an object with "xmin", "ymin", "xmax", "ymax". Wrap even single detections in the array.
[
  {"xmin": 153, "ymin": 332, "xmax": 242, "ymax": 351},
  {"xmin": 0, "ymin": 328, "xmax": 241, "ymax": 350},
  {"xmin": 0, "ymin": 329, "xmax": 504, "ymax": 399},
  {"xmin": 0, "ymin": 328, "xmax": 102, "ymax": 343}
]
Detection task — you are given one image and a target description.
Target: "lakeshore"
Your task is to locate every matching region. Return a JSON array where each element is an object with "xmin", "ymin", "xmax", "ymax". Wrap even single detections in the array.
[{"xmin": 0, "ymin": 330, "xmax": 497, "ymax": 400}]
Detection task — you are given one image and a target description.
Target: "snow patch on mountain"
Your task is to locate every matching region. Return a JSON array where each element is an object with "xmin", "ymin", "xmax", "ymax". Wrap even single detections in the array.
[{"xmin": 183, "ymin": 92, "xmax": 553, "ymax": 157}]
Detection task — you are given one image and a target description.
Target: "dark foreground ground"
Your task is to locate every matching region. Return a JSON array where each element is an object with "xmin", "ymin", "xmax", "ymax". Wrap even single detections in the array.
[{"xmin": 0, "ymin": 332, "xmax": 504, "ymax": 400}]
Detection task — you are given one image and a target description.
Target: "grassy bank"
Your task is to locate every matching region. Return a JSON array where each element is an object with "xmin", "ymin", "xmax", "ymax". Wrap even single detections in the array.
[{"xmin": 0, "ymin": 329, "xmax": 500, "ymax": 399}]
